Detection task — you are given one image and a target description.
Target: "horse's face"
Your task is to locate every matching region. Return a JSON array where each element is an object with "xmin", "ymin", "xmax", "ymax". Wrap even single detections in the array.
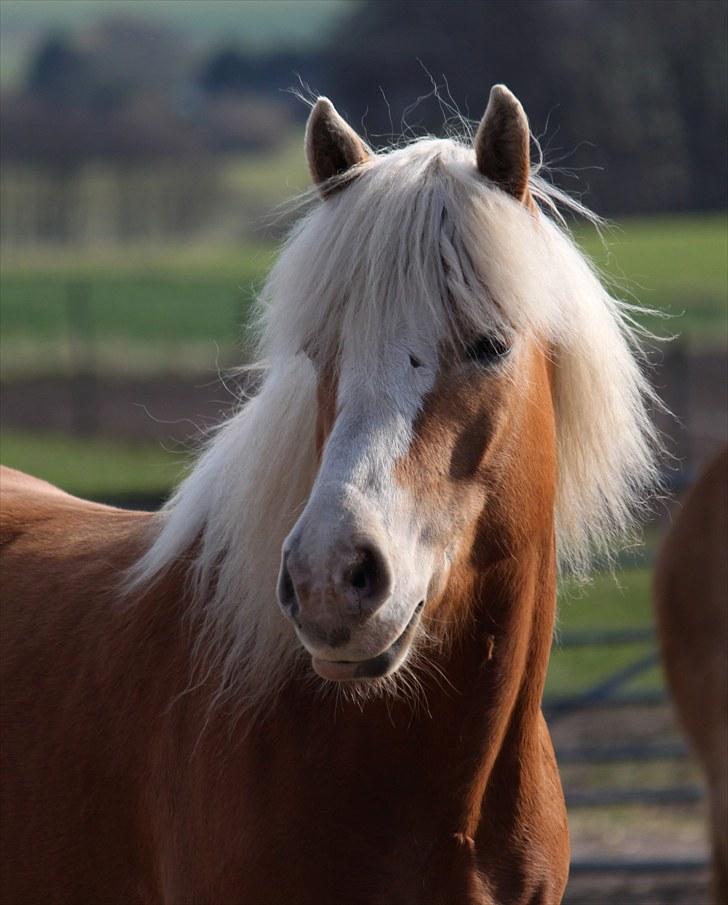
[
  {"xmin": 279, "ymin": 327, "xmax": 533, "ymax": 682},
  {"xmin": 277, "ymin": 88, "xmax": 538, "ymax": 682}
]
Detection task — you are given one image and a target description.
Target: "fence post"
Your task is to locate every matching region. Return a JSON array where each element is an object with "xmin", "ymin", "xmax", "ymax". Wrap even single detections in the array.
[
  {"xmin": 665, "ymin": 339, "xmax": 691, "ymax": 480},
  {"xmin": 66, "ymin": 281, "xmax": 99, "ymax": 435}
]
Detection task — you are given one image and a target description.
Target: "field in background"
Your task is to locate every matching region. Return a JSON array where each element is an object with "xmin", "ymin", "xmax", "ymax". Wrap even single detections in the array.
[
  {"xmin": 1, "ymin": 213, "xmax": 726, "ymax": 380},
  {"xmin": 0, "ymin": 429, "xmax": 187, "ymax": 498},
  {"xmin": 549, "ymin": 569, "xmax": 658, "ymax": 695},
  {"xmin": 0, "ymin": 269, "xmax": 264, "ymax": 378},
  {"xmin": 577, "ymin": 215, "xmax": 728, "ymax": 339}
]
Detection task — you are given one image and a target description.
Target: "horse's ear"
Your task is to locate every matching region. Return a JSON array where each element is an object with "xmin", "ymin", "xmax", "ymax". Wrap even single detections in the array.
[
  {"xmin": 305, "ymin": 97, "xmax": 371, "ymax": 196},
  {"xmin": 474, "ymin": 85, "xmax": 531, "ymax": 203}
]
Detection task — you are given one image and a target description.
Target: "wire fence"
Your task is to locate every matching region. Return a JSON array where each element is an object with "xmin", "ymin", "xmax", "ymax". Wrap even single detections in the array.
[
  {"xmin": 4, "ymin": 278, "xmax": 723, "ymax": 476},
  {"xmin": 546, "ymin": 628, "xmax": 710, "ymax": 878}
]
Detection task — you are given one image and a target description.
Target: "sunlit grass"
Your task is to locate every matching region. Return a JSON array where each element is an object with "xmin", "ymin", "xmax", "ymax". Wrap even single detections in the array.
[
  {"xmin": 222, "ymin": 132, "xmax": 310, "ymax": 201},
  {"xmin": 2, "ymin": 214, "xmax": 724, "ymax": 379},
  {"xmin": 548, "ymin": 569, "xmax": 660, "ymax": 696},
  {"xmin": 576, "ymin": 213, "xmax": 728, "ymax": 342},
  {"xmin": 0, "ymin": 430, "xmax": 188, "ymax": 498}
]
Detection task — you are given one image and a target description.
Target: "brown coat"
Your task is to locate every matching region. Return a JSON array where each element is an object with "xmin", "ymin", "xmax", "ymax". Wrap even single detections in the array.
[
  {"xmin": 1, "ymin": 454, "xmax": 568, "ymax": 904},
  {"xmin": 654, "ymin": 447, "xmax": 728, "ymax": 903}
]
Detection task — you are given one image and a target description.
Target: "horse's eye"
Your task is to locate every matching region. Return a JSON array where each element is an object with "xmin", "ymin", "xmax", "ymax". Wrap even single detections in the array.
[{"xmin": 465, "ymin": 335, "xmax": 511, "ymax": 365}]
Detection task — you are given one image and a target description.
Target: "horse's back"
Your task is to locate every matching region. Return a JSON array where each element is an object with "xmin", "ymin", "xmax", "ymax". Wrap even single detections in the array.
[
  {"xmin": 654, "ymin": 447, "xmax": 728, "ymax": 899},
  {"xmin": 1, "ymin": 466, "xmax": 160, "ymax": 903},
  {"xmin": 0, "ymin": 464, "xmax": 68, "ymax": 499},
  {"xmin": 1, "ymin": 462, "xmax": 146, "ymax": 537},
  {"xmin": 1, "ymin": 461, "xmax": 151, "ymax": 570},
  {"xmin": 1, "ymin": 464, "xmax": 153, "ymax": 648}
]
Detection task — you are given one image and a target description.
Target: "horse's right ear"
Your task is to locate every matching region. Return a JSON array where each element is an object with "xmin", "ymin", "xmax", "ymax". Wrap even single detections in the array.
[
  {"xmin": 474, "ymin": 85, "xmax": 531, "ymax": 203},
  {"xmin": 305, "ymin": 98, "xmax": 371, "ymax": 197}
]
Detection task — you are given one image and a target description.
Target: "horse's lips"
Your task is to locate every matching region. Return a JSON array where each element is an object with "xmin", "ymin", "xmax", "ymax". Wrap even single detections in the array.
[{"xmin": 311, "ymin": 602, "xmax": 424, "ymax": 681}]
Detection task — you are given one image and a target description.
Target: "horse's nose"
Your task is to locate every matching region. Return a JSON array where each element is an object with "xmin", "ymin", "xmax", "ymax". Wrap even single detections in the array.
[
  {"xmin": 277, "ymin": 539, "xmax": 393, "ymax": 624},
  {"xmin": 277, "ymin": 549, "xmax": 300, "ymax": 618},
  {"xmin": 341, "ymin": 543, "xmax": 392, "ymax": 613}
]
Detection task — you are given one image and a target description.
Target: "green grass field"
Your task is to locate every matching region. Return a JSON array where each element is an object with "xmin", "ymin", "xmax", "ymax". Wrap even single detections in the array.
[
  {"xmin": 1, "ymin": 213, "xmax": 724, "ymax": 378},
  {"xmin": 548, "ymin": 569, "xmax": 659, "ymax": 696},
  {"xmin": 0, "ymin": 430, "xmax": 188, "ymax": 498},
  {"xmin": 578, "ymin": 215, "xmax": 728, "ymax": 339},
  {"xmin": 0, "ymin": 241, "xmax": 277, "ymax": 377},
  {"xmin": 0, "ymin": 273, "xmax": 259, "ymax": 377}
]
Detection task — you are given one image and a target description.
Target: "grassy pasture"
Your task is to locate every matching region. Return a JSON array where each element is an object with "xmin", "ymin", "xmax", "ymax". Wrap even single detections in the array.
[
  {"xmin": 548, "ymin": 568, "xmax": 658, "ymax": 696},
  {"xmin": 0, "ymin": 245, "xmax": 274, "ymax": 378},
  {"xmin": 577, "ymin": 214, "xmax": 728, "ymax": 340},
  {"xmin": 1, "ymin": 213, "xmax": 725, "ymax": 378},
  {"xmin": 0, "ymin": 430, "xmax": 187, "ymax": 498},
  {"xmin": 0, "ymin": 273, "xmax": 257, "ymax": 378}
]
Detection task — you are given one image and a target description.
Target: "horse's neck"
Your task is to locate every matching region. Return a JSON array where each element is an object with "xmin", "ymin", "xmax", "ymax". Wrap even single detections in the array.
[
  {"xmin": 390, "ymin": 533, "xmax": 564, "ymax": 900},
  {"xmin": 422, "ymin": 536, "xmax": 558, "ymax": 835},
  {"xmin": 249, "ymin": 532, "xmax": 558, "ymax": 828},
  {"xmin": 149, "ymin": 528, "xmax": 563, "ymax": 901}
]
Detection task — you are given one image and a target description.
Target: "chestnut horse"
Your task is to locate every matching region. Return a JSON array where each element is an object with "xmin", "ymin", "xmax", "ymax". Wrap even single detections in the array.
[
  {"xmin": 654, "ymin": 447, "xmax": 728, "ymax": 903},
  {"xmin": 1, "ymin": 86, "xmax": 658, "ymax": 904}
]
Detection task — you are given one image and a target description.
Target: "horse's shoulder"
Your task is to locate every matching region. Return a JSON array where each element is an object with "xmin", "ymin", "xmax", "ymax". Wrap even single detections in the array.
[
  {"xmin": 0, "ymin": 465, "xmax": 152, "ymax": 551},
  {"xmin": 1, "ymin": 464, "xmax": 69, "ymax": 500}
]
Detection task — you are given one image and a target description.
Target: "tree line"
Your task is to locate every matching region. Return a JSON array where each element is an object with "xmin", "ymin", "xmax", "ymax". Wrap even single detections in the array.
[
  {"xmin": 1, "ymin": 0, "xmax": 725, "ymax": 221},
  {"xmin": 320, "ymin": 0, "xmax": 727, "ymax": 215}
]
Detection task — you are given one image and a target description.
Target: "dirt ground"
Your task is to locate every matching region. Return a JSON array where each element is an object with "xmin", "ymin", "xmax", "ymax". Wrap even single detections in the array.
[
  {"xmin": 553, "ymin": 703, "xmax": 715, "ymax": 905},
  {"xmin": 564, "ymin": 869, "xmax": 713, "ymax": 905}
]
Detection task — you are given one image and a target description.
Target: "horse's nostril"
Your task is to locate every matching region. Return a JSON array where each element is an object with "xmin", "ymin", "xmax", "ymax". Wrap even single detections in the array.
[
  {"xmin": 277, "ymin": 552, "xmax": 299, "ymax": 617},
  {"xmin": 280, "ymin": 538, "xmax": 392, "ymax": 625},
  {"xmin": 282, "ymin": 568, "xmax": 296, "ymax": 603},
  {"xmin": 344, "ymin": 544, "xmax": 391, "ymax": 609},
  {"xmin": 348, "ymin": 557, "xmax": 371, "ymax": 591}
]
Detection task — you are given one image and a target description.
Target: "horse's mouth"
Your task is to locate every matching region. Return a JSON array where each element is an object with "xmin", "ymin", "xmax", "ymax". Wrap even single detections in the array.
[{"xmin": 311, "ymin": 601, "xmax": 424, "ymax": 681}]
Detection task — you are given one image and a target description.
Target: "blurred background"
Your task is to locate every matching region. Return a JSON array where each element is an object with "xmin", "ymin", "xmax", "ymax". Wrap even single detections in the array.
[{"xmin": 1, "ymin": 2, "xmax": 726, "ymax": 902}]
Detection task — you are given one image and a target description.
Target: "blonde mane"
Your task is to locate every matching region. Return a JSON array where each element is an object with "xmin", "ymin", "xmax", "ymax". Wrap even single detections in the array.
[{"xmin": 129, "ymin": 136, "xmax": 659, "ymax": 707}]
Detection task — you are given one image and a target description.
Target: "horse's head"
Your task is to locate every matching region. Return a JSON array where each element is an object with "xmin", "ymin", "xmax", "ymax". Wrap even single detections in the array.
[
  {"xmin": 131, "ymin": 85, "xmax": 655, "ymax": 704},
  {"xmin": 276, "ymin": 86, "xmax": 555, "ymax": 682}
]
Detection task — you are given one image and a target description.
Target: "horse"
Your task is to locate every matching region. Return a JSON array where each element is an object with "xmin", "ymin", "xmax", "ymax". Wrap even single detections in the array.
[
  {"xmin": 654, "ymin": 447, "xmax": 728, "ymax": 904},
  {"xmin": 0, "ymin": 85, "xmax": 658, "ymax": 904}
]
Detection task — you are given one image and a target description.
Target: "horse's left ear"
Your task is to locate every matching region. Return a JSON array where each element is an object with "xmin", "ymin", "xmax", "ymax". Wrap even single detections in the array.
[
  {"xmin": 306, "ymin": 97, "xmax": 372, "ymax": 197},
  {"xmin": 474, "ymin": 85, "xmax": 531, "ymax": 203}
]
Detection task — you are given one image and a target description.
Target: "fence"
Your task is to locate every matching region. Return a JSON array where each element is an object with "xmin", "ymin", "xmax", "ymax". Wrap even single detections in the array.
[
  {"xmin": 546, "ymin": 628, "xmax": 709, "ymax": 881},
  {"xmin": 3, "ymin": 278, "xmax": 726, "ymax": 469},
  {"xmin": 0, "ymin": 277, "xmax": 259, "ymax": 440}
]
